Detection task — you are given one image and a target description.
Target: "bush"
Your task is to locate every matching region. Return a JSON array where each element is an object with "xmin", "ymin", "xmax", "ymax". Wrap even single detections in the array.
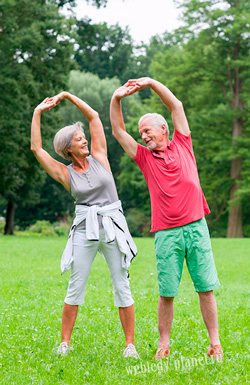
[
  {"xmin": 28, "ymin": 220, "xmax": 57, "ymax": 236},
  {"xmin": 243, "ymin": 223, "xmax": 250, "ymax": 237},
  {"xmin": 125, "ymin": 208, "xmax": 152, "ymax": 237},
  {"xmin": 0, "ymin": 219, "xmax": 5, "ymax": 234},
  {"xmin": 53, "ymin": 221, "xmax": 71, "ymax": 237}
]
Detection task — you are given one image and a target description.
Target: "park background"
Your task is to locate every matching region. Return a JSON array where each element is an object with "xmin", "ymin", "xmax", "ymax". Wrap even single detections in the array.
[
  {"xmin": 0, "ymin": 1, "xmax": 250, "ymax": 384},
  {"xmin": 0, "ymin": 0, "xmax": 250, "ymax": 238}
]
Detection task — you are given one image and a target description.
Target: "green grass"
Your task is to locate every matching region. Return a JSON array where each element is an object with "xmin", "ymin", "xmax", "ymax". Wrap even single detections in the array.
[{"xmin": 0, "ymin": 236, "xmax": 249, "ymax": 384}]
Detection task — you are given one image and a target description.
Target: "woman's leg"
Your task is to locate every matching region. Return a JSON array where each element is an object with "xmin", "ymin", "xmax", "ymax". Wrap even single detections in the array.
[
  {"xmin": 61, "ymin": 303, "xmax": 79, "ymax": 345},
  {"xmin": 100, "ymin": 231, "xmax": 135, "ymax": 345},
  {"xmin": 119, "ymin": 304, "xmax": 135, "ymax": 346},
  {"xmin": 62, "ymin": 230, "xmax": 99, "ymax": 345}
]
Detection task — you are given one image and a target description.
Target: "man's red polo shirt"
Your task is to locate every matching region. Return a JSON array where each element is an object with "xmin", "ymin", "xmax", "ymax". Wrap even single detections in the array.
[{"xmin": 132, "ymin": 129, "xmax": 210, "ymax": 232}]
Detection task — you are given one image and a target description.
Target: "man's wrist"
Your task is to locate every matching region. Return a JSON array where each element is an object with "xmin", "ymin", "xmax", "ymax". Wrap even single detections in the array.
[
  {"xmin": 61, "ymin": 91, "xmax": 70, "ymax": 100},
  {"xmin": 147, "ymin": 77, "xmax": 154, "ymax": 88},
  {"xmin": 113, "ymin": 94, "xmax": 122, "ymax": 103}
]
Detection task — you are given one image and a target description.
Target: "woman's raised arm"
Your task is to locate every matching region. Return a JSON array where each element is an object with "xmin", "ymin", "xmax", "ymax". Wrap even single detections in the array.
[{"xmin": 31, "ymin": 98, "xmax": 69, "ymax": 191}]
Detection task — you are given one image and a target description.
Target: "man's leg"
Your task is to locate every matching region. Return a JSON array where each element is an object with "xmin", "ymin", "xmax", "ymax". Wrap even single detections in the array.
[
  {"xmin": 157, "ymin": 296, "xmax": 174, "ymax": 348},
  {"xmin": 154, "ymin": 228, "xmax": 184, "ymax": 359},
  {"xmin": 61, "ymin": 303, "xmax": 79, "ymax": 345},
  {"xmin": 198, "ymin": 290, "xmax": 220, "ymax": 346},
  {"xmin": 185, "ymin": 218, "xmax": 222, "ymax": 358}
]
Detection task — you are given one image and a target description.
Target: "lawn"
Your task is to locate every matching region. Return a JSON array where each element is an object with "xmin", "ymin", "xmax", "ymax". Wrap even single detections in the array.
[{"xmin": 0, "ymin": 236, "xmax": 249, "ymax": 384}]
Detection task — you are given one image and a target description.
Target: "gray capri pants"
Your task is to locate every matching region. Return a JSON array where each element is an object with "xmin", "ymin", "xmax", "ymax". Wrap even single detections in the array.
[{"xmin": 64, "ymin": 228, "xmax": 134, "ymax": 308}]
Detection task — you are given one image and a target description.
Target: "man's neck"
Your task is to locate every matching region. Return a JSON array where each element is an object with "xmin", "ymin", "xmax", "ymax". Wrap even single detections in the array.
[{"xmin": 152, "ymin": 138, "xmax": 170, "ymax": 157}]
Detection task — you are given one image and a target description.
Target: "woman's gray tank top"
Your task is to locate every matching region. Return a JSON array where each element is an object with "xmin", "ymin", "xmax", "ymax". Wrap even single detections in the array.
[{"xmin": 67, "ymin": 155, "xmax": 119, "ymax": 229}]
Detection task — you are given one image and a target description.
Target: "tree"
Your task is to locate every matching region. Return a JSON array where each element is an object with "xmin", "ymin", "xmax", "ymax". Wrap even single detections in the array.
[
  {"xmin": 0, "ymin": 0, "xmax": 74, "ymax": 234},
  {"xmin": 74, "ymin": 19, "xmax": 158, "ymax": 87},
  {"xmin": 57, "ymin": 0, "xmax": 108, "ymax": 7},
  {"xmin": 74, "ymin": 20, "xmax": 135, "ymax": 82}
]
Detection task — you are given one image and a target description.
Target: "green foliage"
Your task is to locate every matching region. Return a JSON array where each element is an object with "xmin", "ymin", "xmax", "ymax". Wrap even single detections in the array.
[
  {"xmin": 14, "ymin": 176, "xmax": 75, "ymax": 229},
  {"xmin": 22, "ymin": 219, "xmax": 71, "ymax": 236},
  {"xmin": 2, "ymin": 0, "xmax": 250, "ymax": 237},
  {"xmin": 53, "ymin": 223, "xmax": 71, "ymax": 237},
  {"xmin": 27, "ymin": 220, "xmax": 57, "ymax": 236},
  {"xmin": 0, "ymin": 220, "xmax": 5, "ymax": 234},
  {"xmin": 75, "ymin": 21, "xmax": 134, "ymax": 82},
  {"xmin": 0, "ymin": 0, "xmax": 74, "ymax": 230},
  {"xmin": 74, "ymin": 19, "xmax": 157, "ymax": 86},
  {"xmin": 0, "ymin": 236, "xmax": 249, "ymax": 383},
  {"xmin": 125, "ymin": 208, "xmax": 152, "ymax": 237},
  {"xmin": 57, "ymin": 0, "xmax": 107, "ymax": 7}
]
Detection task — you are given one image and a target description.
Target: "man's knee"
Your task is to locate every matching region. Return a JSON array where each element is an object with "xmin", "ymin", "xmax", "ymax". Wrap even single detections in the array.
[{"xmin": 159, "ymin": 296, "xmax": 175, "ymax": 303}]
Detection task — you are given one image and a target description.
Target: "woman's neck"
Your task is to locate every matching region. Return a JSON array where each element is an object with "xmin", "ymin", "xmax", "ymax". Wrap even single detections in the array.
[{"xmin": 72, "ymin": 155, "xmax": 89, "ymax": 173}]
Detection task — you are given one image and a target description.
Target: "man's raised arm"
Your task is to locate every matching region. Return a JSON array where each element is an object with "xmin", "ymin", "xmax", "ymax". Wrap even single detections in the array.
[
  {"xmin": 127, "ymin": 77, "xmax": 190, "ymax": 136},
  {"xmin": 110, "ymin": 85, "xmax": 138, "ymax": 159}
]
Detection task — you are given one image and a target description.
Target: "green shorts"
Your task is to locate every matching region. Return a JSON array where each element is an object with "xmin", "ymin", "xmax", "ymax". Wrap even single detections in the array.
[{"xmin": 154, "ymin": 217, "xmax": 220, "ymax": 297}]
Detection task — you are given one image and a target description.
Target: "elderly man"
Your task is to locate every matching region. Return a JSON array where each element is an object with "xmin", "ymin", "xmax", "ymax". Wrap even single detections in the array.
[{"xmin": 110, "ymin": 77, "xmax": 223, "ymax": 360}]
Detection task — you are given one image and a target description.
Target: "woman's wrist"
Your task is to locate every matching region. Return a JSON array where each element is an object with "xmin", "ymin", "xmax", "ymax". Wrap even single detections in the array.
[{"xmin": 34, "ymin": 106, "xmax": 43, "ymax": 115}]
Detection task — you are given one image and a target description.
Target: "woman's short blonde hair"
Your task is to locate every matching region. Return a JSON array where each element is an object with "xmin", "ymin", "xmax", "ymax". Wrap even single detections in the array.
[{"xmin": 53, "ymin": 122, "xmax": 85, "ymax": 160}]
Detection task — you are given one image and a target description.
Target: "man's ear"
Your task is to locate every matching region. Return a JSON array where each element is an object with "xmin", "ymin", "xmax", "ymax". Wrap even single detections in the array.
[{"xmin": 162, "ymin": 124, "xmax": 167, "ymax": 134}]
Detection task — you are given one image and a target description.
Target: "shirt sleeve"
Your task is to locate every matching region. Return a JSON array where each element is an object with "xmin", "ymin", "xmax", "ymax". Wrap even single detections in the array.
[
  {"xmin": 132, "ymin": 143, "xmax": 148, "ymax": 172},
  {"xmin": 172, "ymin": 129, "xmax": 195, "ymax": 158}
]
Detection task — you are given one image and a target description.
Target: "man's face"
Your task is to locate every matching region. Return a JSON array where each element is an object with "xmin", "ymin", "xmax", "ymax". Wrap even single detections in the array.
[{"xmin": 139, "ymin": 118, "xmax": 166, "ymax": 151}]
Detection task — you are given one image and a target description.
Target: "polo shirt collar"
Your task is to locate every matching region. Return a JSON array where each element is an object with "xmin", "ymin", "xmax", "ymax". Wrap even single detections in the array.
[{"xmin": 151, "ymin": 140, "xmax": 172, "ymax": 159}]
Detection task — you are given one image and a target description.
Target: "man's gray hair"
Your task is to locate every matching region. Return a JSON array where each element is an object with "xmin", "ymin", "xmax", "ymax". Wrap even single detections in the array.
[
  {"xmin": 138, "ymin": 113, "xmax": 169, "ymax": 134},
  {"xmin": 53, "ymin": 121, "xmax": 85, "ymax": 160}
]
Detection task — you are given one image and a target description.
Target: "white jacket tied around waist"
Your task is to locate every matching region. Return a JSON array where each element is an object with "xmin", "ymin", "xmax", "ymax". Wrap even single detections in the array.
[{"xmin": 61, "ymin": 200, "xmax": 137, "ymax": 275}]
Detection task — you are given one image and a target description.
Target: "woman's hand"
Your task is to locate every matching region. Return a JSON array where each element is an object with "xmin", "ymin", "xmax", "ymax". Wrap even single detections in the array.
[
  {"xmin": 34, "ymin": 97, "xmax": 57, "ymax": 114},
  {"xmin": 34, "ymin": 92, "xmax": 69, "ymax": 114}
]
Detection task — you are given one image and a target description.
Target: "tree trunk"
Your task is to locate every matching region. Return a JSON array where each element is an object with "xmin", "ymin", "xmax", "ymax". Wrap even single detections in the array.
[
  {"xmin": 227, "ymin": 62, "xmax": 243, "ymax": 238},
  {"xmin": 227, "ymin": 118, "xmax": 243, "ymax": 238},
  {"xmin": 4, "ymin": 200, "xmax": 16, "ymax": 235},
  {"xmin": 227, "ymin": 183, "xmax": 243, "ymax": 237}
]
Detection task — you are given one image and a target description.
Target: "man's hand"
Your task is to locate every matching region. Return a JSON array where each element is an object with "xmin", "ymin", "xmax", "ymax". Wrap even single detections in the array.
[
  {"xmin": 51, "ymin": 91, "xmax": 69, "ymax": 106},
  {"xmin": 112, "ymin": 84, "xmax": 139, "ymax": 101},
  {"xmin": 125, "ymin": 77, "xmax": 152, "ymax": 94}
]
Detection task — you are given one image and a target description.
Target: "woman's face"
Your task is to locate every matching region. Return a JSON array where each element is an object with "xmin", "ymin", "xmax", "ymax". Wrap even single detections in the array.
[{"xmin": 67, "ymin": 130, "xmax": 89, "ymax": 158}]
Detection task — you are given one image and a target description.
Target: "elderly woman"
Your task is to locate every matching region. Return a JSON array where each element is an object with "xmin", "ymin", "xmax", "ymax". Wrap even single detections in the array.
[{"xmin": 31, "ymin": 92, "xmax": 138, "ymax": 358}]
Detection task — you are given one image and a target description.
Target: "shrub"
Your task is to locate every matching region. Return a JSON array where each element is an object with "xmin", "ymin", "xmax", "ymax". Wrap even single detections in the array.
[
  {"xmin": 28, "ymin": 220, "xmax": 57, "ymax": 236},
  {"xmin": 125, "ymin": 208, "xmax": 152, "ymax": 237},
  {"xmin": 53, "ymin": 222, "xmax": 71, "ymax": 237},
  {"xmin": 0, "ymin": 219, "xmax": 5, "ymax": 234}
]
